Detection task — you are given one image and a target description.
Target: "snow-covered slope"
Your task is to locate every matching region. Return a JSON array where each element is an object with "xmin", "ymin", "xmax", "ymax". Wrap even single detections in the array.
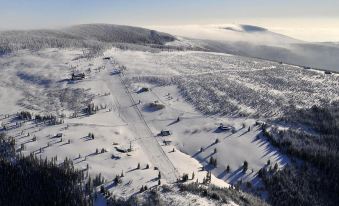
[
  {"xmin": 155, "ymin": 24, "xmax": 339, "ymax": 72},
  {"xmin": 0, "ymin": 47, "xmax": 290, "ymax": 203},
  {"xmin": 108, "ymin": 49, "xmax": 339, "ymax": 118},
  {"xmin": 0, "ymin": 24, "xmax": 175, "ymax": 55},
  {"xmin": 0, "ymin": 49, "xmax": 232, "ymax": 201},
  {"xmin": 63, "ymin": 24, "xmax": 175, "ymax": 44},
  {"xmin": 1, "ymin": 24, "xmax": 338, "ymax": 204}
]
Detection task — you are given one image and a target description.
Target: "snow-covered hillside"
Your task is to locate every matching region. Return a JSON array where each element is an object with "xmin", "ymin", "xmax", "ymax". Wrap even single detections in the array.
[
  {"xmin": 0, "ymin": 49, "xmax": 232, "ymax": 200},
  {"xmin": 0, "ymin": 47, "xmax": 280, "ymax": 203},
  {"xmin": 0, "ymin": 24, "xmax": 176, "ymax": 55},
  {"xmin": 107, "ymin": 49, "xmax": 339, "ymax": 117},
  {"xmin": 1, "ymin": 24, "xmax": 338, "ymax": 205},
  {"xmin": 154, "ymin": 24, "xmax": 339, "ymax": 72}
]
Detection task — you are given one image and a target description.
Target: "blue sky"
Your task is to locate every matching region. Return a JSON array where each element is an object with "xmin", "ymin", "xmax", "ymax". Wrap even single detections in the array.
[{"xmin": 1, "ymin": 0, "xmax": 339, "ymax": 41}]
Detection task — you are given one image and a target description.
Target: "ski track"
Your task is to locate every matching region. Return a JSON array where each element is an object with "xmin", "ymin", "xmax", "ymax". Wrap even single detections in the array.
[{"xmin": 103, "ymin": 64, "xmax": 179, "ymax": 183}]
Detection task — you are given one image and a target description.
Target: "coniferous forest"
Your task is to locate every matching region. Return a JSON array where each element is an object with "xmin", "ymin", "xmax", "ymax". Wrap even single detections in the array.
[
  {"xmin": 0, "ymin": 133, "xmax": 91, "ymax": 206},
  {"xmin": 261, "ymin": 102, "xmax": 339, "ymax": 206}
]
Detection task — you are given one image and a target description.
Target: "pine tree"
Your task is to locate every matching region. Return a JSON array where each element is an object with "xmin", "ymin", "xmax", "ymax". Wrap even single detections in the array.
[
  {"xmin": 209, "ymin": 157, "xmax": 217, "ymax": 167},
  {"xmin": 258, "ymin": 168, "xmax": 266, "ymax": 178},
  {"xmin": 182, "ymin": 173, "xmax": 189, "ymax": 182},
  {"xmin": 243, "ymin": 161, "xmax": 248, "ymax": 173},
  {"xmin": 100, "ymin": 185, "xmax": 105, "ymax": 194},
  {"xmin": 200, "ymin": 147, "xmax": 204, "ymax": 152},
  {"xmin": 226, "ymin": 165, "xmax": 230, "ymax": 173},
  {"xmin": 114, "ymin": 175, "xmax": 121, "ymax": 184}
]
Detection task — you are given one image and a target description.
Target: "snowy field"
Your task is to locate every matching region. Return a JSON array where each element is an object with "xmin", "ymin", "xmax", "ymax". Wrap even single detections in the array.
[
  {"xmin": 107, "ymin": 49, "xmax": 339, "ymax": 117},
  {"xmin": 0, "ymin": 48, "xmax": 229, "ymax": 200},
  {"xmin": 1, "ymin": 47, "xmax": 337, "ymax": 202}
]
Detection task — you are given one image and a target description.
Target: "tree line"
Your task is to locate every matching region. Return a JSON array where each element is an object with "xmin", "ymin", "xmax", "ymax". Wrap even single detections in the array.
[
  {"xmin": 261, "ymin": 102, "xmax": 339, "ymax": 206},
  {"xmin": 0, "ymin": 133, "xmax": 104, "ymax": 206}
]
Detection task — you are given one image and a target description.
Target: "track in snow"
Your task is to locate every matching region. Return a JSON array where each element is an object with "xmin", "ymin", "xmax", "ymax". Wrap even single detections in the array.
[{"xmin": 104, "ymin": 70, "xmax": 179, "ymax": 183}]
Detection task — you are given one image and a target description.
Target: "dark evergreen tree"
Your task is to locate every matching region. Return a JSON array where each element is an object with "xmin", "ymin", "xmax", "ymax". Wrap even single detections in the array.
[
  {"xmin": 226, "ymin": 165, "xmax": 230, "ymax": 173},
  {"xmin": 0, "ymin": 155, "xmax": 91, "ymax": 206},
  {"xmin": 243, "ymin": 161, "xmax": 248, "ymax": 173}
]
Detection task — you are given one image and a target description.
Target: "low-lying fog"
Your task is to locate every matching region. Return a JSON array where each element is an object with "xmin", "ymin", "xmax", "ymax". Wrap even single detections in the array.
[{"xmin": 151, "ymin": 24, "xmax": 339, "ymax": 72}]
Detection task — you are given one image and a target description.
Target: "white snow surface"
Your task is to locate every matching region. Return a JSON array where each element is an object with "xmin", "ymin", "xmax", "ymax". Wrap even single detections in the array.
[
  {"xmin": 4, "ymin": 46, "xmax": 336, "ymax": 202},
  {"xmin": 106, "ymin": 48, "xmax": 339, "ymax": 117},
  {"xmin": 0, "ymin": 48, "xmax": 234, "ymax": 201},
  {"xmin": 3, "ymin": 47, "xmax": 337, "ymax": 202}
]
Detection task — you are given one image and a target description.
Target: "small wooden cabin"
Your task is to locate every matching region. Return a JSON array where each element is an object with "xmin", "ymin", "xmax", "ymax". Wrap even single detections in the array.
[
  {"xmin": 55, "ymin": 133, "xmax": 63, "ymax": 138},
  {"xmin": 218, "ymin": 123, "xmax": 232, "ymax": 131},
  {"xmin": 160, "ymin": 130, "xmax": 171, "ymax": 136},
  {"xmin": 71, "ymin": 72, "xmax": 85, "ymax": 80},
  {"xmin": 138, "ymin": 87, "xmax": 149, "ymax": 93}
]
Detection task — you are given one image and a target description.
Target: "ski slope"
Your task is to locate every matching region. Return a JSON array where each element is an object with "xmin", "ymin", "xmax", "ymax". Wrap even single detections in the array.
[
  {"xmin": 3, "ymin": 48, "xmax": 335, "ymax": 191},
  {"xmin": 4, "ymin": 46, "xmax": 337, "ymax": 201},
  {"xmin": 0, "ymin": 23, "xmax": 338, "ymax": 205},
  {"xmin": 0, "ymin": 48, "xmax": 230, "ymax": 200},
  {"xmin": 103, "ymin": 64, "xmax": 179, "ymax": 183}
]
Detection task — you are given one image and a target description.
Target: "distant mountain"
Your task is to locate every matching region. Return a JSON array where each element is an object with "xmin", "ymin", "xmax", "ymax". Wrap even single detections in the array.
[
  {"xmin": 223, "ymin": 24, "xmax": 268, "ymax": 33},
  {"xmin": 155, "ymin": 24, "xmax": 301, "ymax": 46},
  {"xmin": 63, "ymin": 24, "xmax": 175, "ymax": 45},
  {"xmin": 159, "ymin": 24, "xmax": 339, "ymax": 72},
  {"xmin": 0, "ymin": 24, "xmax": 175, "ymax": 54},
  {"xmin": 2, "ymin": 23, "xmax": 339, "ymax": 72}
]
